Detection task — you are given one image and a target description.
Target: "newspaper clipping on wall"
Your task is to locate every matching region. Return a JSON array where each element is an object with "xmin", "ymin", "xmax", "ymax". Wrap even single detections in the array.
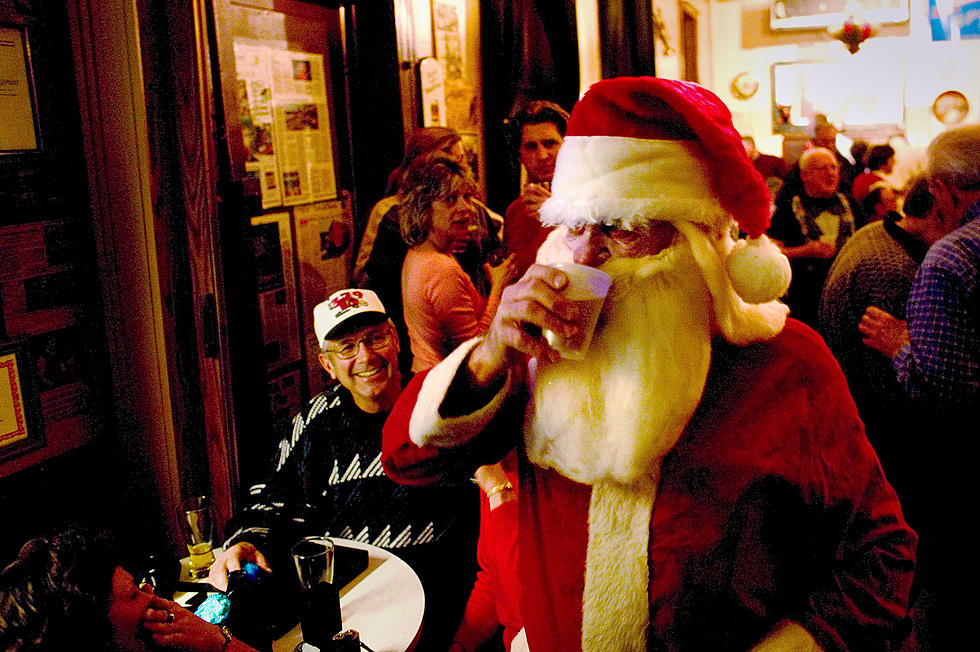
[{"xmin": 234, "ymin": 41, "xmax": 337, "ymax": 208}]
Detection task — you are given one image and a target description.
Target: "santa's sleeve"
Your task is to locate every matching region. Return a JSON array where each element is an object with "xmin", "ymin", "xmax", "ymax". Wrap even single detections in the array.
[
  {"xmin": 778, "ymin": 326, "xmax": 917, "ymax": 650},
  {"xmin": 383, "ymin": 338, "xmax": 522, "ymax": 485}
]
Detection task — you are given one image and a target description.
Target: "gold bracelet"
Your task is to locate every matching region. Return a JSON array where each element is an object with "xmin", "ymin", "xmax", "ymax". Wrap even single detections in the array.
[
  {"xmin": 484, "ymin": 481, "xmax": 514, "ymax": 499},
  {"xmin": 218, "ymin": 625, "xmax": 233, "ymax": 652}
]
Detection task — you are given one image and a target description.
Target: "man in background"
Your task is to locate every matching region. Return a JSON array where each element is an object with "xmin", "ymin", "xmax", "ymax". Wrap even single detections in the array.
[
  {"xmin": 502, "ymin": 100, "xmax": 569, "ymax": 276},
  {"xmin": 811, "ymin": 118, "xmax": 857, "ymax": 189},
  {"xmin": 768, "ymin": 147, "xmax": 857, "ymax": 325},
  {"xmin": 777, "ymin": 117, "xmax": 858, "ymax": 206},
  {"xmin": 858, "ymin": 124, "xmax": 980, "ymax": 649},
  {"xmin": 819, "ymin": 177, "xmax": 945, "ymax": 503}
]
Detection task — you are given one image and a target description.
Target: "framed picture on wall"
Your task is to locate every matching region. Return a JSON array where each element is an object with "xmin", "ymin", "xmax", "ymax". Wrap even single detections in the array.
[
  {"xmin": 1, "ymin": 338, "xmax": 45, "ymax": 462},
  {"xmin": 771, "ymin": 58, "xmax": 905, "ymax": 136},
  {"xmin": 0, "ymin": 25, "xmax": 41, "ymax": 154}
]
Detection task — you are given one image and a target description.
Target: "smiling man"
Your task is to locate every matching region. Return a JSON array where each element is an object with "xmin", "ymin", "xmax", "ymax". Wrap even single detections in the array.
[{"xmin": 211, "ymin": 289, "xmax": 479, "ymax": 650}]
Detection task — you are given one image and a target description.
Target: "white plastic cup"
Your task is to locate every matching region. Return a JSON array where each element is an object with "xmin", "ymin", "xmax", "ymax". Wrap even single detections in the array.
[{"xmin": 543, "ymin": 262, "xmax": 612, "ymax": 360}]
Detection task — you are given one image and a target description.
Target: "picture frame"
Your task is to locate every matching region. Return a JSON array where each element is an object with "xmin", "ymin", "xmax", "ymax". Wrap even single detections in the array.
[
  {"xmin": 770, "ymin": 0, "xmax": 908, "ymax": 31},
  {"xmin": 771, "ymin": 58, "xmax": 905, "ymax": 137},
  {"xmin": 0, "ymin": 24, "xmax": 41, "ymax": 154},
  {"xmin": 0, "ymin": 337, "xmax": 45, "ymax": 462}
]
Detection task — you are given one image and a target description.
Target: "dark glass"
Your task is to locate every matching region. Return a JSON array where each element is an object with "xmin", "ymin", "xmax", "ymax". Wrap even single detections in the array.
[
  {"xmin": 300, "ymin": 581, "xmax": 342, "ymax": 650},
  {"xmin": 227, "ymin": 569, "xmax": 275, "ymax": 652}
]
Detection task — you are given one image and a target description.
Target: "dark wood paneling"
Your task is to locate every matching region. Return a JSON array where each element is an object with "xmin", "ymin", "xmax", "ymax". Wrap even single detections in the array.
[
  {"xmin": 480, "ymin": 0, "xmax": 579, "ymax": 213},
  {"xmin": 598, "ymin": 0, "xmax": 656, "ymax": 79},
  {"xmin": 0, "ymin": 0, "xmax": 135, "ymax": 556},
  {"xmin": 135, "ymin": 0, "xmax": 260, "ymax": 535}
]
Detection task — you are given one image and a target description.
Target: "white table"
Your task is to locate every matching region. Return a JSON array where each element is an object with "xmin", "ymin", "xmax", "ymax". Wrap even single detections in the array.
[{"xmin": 273, "ymin": 539, "xmax": 424, "ymax": 652}]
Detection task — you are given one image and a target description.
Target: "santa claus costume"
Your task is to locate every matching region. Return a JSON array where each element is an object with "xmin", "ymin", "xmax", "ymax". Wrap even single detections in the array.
[{"xmin": 382, "ymin": 78, "xmax": 916, "ymax": 652}]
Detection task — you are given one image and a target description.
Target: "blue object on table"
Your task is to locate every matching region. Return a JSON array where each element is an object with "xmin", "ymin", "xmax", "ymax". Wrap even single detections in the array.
[
  {"xmin": 243, "ymin": 562, "xmax": 262, "ymax": 580},
  {"xmin": 195, "ymin": 592, "xmax": 231, "ymax": 624}
]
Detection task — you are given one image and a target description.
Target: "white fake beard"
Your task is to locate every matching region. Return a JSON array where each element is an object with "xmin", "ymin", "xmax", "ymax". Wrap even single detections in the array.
[{"xmin": 525, "ymin": 245, "xmax": 713, "ymax": 486}]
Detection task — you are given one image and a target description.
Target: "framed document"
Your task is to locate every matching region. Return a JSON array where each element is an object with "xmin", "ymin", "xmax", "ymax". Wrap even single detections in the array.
[
  {"xmin": 1, "ymin": 338, "xmax": 45, "ymax": 462},
  {"xmin": 0, "ymin": 25, "xmax": 40, "ymax": 153}
]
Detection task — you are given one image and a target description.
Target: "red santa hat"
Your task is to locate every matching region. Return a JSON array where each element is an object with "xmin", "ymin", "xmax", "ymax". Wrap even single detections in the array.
[{"xmin": 539, "ymin": 77, "xmax": 790, "ymax": 306}]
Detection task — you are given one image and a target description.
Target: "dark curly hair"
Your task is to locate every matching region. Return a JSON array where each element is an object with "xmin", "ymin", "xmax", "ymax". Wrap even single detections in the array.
[
  {"xmin": 397, "ymin": 152, "xmax": 477, "ymax": 247},
  {"xmin": 866, "ymin": 144, "xmax": 896, "ymax": 172},
  {"xmin": 901, "ymin": 176, "xmax": 935, "ymax": 219},
  {"xmin": 385, "ymin": 126, "xmax": 462, "ymax": 195},
  {"xmin": 0, "ymin": 528, "xmax": 118, "ymax": 651},
  {"xmin": 504, "ymin": 100, "xmax": 569, "ymax": 156}
]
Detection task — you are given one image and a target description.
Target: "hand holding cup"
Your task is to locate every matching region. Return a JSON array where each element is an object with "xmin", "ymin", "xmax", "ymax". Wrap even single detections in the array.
[
  {"xmin": 541, "ymin": 262, "xmax": 611, "ymax": 360},
  {"xmin": 467, "ymin": 262, "xmax": 609, "ymax": 386}
]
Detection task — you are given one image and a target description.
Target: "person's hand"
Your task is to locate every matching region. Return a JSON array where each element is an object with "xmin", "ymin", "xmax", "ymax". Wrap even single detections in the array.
[
  {"xmin": 807, "ymin": 240, "xmax": 837, "ymax": 259},
  {"xmin": 523, "ymin": 183, "xmax": 551, "ymax": 214},
  {"xmin": 468, "ymin": 263, "xmax": 578, "ymax": 385},
  {"xmin": 143, "ymin": 595, "xmax": 234, "ymax": 652},
  {"xmin": 485, "ymin": 253, "xmax": 519, "ymax": 296},
  {"xmin": 777, "ymin": 239, "xmax": 836, "ymax": 260},
  {"xmin": 207, "ymin": 542, "xmax": 271, "ymax": 592},
  {"xmin": 859, "ymin": 306, "xmax": 909, "ymax": 359}
]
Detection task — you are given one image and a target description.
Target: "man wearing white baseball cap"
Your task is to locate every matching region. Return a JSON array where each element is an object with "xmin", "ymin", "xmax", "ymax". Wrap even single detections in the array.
[{"xmin": 210, "ymin": 289, "xmax": 480, "ymax": 650}]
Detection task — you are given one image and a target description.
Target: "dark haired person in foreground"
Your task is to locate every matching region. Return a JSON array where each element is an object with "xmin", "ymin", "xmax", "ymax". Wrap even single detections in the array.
[{"xmin": 0, "ymin": 527, "xmax": 256, "ymax": 652}]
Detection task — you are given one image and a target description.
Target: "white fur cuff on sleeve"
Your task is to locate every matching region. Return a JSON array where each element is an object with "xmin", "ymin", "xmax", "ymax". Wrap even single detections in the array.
[{"xmin": 408, "ymin": 337, "xmax": 512, "ymax": 448}]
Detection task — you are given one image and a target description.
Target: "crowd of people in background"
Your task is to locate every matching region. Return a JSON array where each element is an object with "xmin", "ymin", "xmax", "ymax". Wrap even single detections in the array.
[{"xmin": 4, "ymin": 78, "xmax": 978, "ymax": 652}]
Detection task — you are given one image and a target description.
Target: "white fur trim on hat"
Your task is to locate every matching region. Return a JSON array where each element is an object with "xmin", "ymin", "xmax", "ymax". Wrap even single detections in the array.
[{"xmin": 539, "ymin": 136, "xmax": 727, "ymax": 232}]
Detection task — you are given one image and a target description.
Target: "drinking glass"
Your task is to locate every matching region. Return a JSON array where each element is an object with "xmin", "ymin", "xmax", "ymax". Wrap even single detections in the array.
[
  {"xmin": 180, "ymin": 496, "xmax": 215, "ymax": 580},
  {"xmin": 542, "ymin": 262, "xmax": 612, "ymax": 360},
  {"xmin": 292, "ymin": 536, "xmax": 335, "ymax": 589},
  {"xmin": 292, "ymin": 536, "xmax": 341, "ymax": 648}
]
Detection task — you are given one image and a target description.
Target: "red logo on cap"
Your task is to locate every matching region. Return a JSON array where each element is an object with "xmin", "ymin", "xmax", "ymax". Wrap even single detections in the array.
[{"xmin": 330, "ymin": 290, "xmax": 366, "ymax": 312}]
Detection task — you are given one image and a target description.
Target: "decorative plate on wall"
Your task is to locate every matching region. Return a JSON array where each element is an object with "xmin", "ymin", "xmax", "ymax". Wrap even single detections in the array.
[
  {"xmin": 731, "ymin": 72, "xmax": 759, "ymax": 100},
  {"xmin": 932, "ymin": 90, "xmax": 969, "ymax": 125}
]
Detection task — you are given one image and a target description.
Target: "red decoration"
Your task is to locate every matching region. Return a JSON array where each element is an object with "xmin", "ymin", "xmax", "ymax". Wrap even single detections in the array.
[{"xmin": 830, "ymin": 17, "xmax": 878, "ymax": 54}]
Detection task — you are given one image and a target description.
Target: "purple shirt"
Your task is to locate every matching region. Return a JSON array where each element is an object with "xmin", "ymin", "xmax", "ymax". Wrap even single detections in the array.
[{"xmin": 894, "ymin": 200, "xmax": 980, "ymax": 407}]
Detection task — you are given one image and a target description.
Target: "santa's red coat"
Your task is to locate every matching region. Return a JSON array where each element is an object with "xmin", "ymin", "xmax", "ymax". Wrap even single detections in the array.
[{"xmin": 382, "ymin": 320, "xmax": 916, "ymax": 651}]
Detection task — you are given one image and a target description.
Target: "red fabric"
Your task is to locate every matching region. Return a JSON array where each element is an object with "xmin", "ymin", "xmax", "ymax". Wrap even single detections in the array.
[
  {"xmin": 852, "ymin": 171, "xmax": 886, "ymax": 201},
  {"xmin": 565, "ymin": 77, "xmax": 772, "ymax": 238},
  {"xmin": 504, "ymin": 196, "xmax": 552, "ymax": 277},
  {"xmin": 380, "ymin": 367, "xmax": 442, "ymax": 485},
  {"xmin": 383, "ymin": 320, "xmax": 916, "ymax": 651},
  {"xmin": 454, "ymin": 452, "xmax": 522, "ymax": 651}
]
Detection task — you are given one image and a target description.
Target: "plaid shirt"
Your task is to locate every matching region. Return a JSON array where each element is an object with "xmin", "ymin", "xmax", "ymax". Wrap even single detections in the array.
[{"xmin": 894, "ymin": 200, "xmax": 980, "ymax": 407}]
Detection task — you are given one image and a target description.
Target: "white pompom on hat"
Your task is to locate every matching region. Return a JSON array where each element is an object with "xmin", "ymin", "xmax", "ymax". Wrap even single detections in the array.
[{"xmin": 539, "ymin": 77, "xmax": 790, "ymax": 306}]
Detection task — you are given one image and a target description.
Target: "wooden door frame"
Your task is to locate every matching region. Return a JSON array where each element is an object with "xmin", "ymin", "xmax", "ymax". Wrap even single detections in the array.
[{"xmin": 67, "ymin": 0, "xmax": 238, "ymax": 551}]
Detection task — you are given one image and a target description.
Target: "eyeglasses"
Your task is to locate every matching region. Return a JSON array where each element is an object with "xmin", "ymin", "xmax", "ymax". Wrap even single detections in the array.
[{"xmin": 326, "ymin": 327, "xmax": 391, "ymax": 360}]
